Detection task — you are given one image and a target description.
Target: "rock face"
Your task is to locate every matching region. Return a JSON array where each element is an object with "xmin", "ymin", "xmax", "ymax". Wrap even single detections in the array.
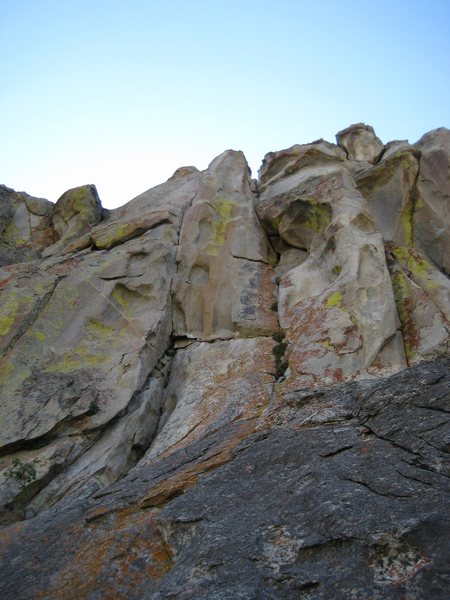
[{"xmin": 0, "ymin": 124, "xmax": 449, "ymax": 599}]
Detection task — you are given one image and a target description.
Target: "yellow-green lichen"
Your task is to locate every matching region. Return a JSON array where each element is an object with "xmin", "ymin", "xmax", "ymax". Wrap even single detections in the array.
[
  {"xmin": 326, "ymin": 291, "xmax": 343, "ymax": 309},
  {"xmin": 111, "ymin": 284, "xmax": 135, "ymax": 310},
  {"xmin": 46, "ymin": 347, "xmax": 107, "ymax": 373},
  {"xmin": 400, "ymin": 202, "xmax": 414, "ymax": 246},
  {"xmin": 86, "ymin": 319, "xmax": 115, "ymax": 337},
  {"xmin": 34, "ymin": 331, "xmax": 46, "ymax": 342},
  {"xmin": 205, "ymin": 200, "xmax": 239, "ymax": 256},
  {"xmin": 272, "ymin": 215, "xmax": 282, "ymax": 229},
  {"xmin": 5, "ymin": 221, "xmax": 28, "ymax": 247},
  {"xmin": 0, "ymin": 292, "xmax": 33, "ymax": 337},
  {"xmin": 392, "ymin": 246, "xmax": 436, "ymax": 289},
  {"xmin": 319, "ymin": 338, "xmax": 335, "ymax": 351},
  {"xmin": 267, "ymin": 246, "xmax": 278, "ymax": 267},
  {"xmin": 94, "ymin": 222, "xmax": 134, "ymax": 249},
  {"xmin": 301, "ymin": 198, "xmax": 332, "ymax": 233},
  {"xmin": 391, "ymin": 269, "xmax": 417, "ymax": 361}
]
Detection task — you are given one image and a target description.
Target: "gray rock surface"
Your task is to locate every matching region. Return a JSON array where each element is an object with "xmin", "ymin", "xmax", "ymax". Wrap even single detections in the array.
[
  {"xmin": 0, "ymin": 124, "xmax": 449, "ymax": 598},
  {"xmin": 0, "ymin": 358, "xmax": 448, "ymax": 599}
]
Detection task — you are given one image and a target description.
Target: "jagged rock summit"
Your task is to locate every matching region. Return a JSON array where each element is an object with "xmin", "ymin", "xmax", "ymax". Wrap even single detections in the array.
[{"xmin": 0, "ymin": 124, "xmax": 449, "ymax": 599}]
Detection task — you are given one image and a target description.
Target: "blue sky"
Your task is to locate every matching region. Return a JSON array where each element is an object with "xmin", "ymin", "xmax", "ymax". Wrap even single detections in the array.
[{"xmin": 1, "ymin": 0, "xmax": 449, "ymax": 208}]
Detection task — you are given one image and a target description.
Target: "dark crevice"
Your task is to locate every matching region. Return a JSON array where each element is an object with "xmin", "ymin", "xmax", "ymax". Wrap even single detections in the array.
[
  {"xmin": 98, "ymin": 273, "xmax": 146, "ymax": 281},
  {"xmin": 395, "ymin": 468, "xmax": 436, "ymax": 488},
  {"xmin": 0, "ymin": 412, "xmax": 100, "ymax": 458},
  {"xmin": 342, "ymin": 476, "xmax": 412, "ymax": 499},
  {"xmin": 400, "ymin": 456, "xmax": 450, "ymax": 480},
  {"xmin": 415, "ymin": 404, "xmax": 450, "ymax": 415},
  {"xmin": 229, "ymin": 251, "xmax": 269, "ymax": 265},
  {"xmin": 320, "ymin": 445, "xmax": 354, "ymax": 458}
]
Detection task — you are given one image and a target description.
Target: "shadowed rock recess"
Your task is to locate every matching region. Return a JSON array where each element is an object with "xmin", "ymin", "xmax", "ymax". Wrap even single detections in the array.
[{"xmin": 0, "ymin": 124, "xmax": 449, "ymax": 599}]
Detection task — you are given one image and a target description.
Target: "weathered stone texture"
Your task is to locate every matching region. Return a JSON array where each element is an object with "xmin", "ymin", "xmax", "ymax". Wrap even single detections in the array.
[
  {"xmin": 0, "ymin": 124, "xmax": 449, "ymax": 598},
  {"xmin": 414, "ymin": 128, "xmax": 450, "ymax": 273},
  {"xmin": 0, "ymin": 185, "xmax": 54, "ymax": 265},
  {"xmin": 0, "ymin": 359, "xmax": 449, "ymax": 599}
]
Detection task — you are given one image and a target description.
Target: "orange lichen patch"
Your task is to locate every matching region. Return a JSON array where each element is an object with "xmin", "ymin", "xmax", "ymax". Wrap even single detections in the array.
[
  {"xmin": 0, "ymin": 274, "xmax": 14, "ymax": 290},
  {"xmin": 280, "ymin": 292, "xmax": 365, "ymax": 391},
  {"xmin": 324, "ymin": 367, "xmax": 345, "ymax": 382},
  {"xmin": 84, "ymin": 505, "xmax": 114, "ymax": 523},
  {"xmin": 141, "ymin": 417, "xmax": 259, "ymax": 509},
  {"xmin": 140, "ymin": 474, "xmax": 200, "ymax": 508},
  {"xmin": 151, "ymin": 337, "xmax": 275, "ymax": 460},
  {"xmin": 37, "ymin": 509, "xmax": 173, "ymax": 600}
]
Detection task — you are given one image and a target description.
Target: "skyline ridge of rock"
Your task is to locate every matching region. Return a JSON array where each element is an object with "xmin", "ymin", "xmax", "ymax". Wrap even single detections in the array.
[{"xmin": 0, "ymin": 123, "xmax": 449, "ymax": 599}]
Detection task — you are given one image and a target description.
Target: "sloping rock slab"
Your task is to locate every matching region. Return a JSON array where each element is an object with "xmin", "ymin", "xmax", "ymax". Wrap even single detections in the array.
[{"xmin": 0, "ymin": 358, "xmax": 449, "ymax": 599}]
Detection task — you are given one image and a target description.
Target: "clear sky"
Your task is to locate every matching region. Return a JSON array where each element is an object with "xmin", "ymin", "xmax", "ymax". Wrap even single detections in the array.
[{"xmin": 1, "ymin": 0, "xmax": 449, "ymax": 208}]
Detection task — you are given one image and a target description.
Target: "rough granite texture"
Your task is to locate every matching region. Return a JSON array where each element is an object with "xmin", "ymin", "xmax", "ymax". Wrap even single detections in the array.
[{"xmin": 0, "ymin": 123, "xmax": 449, "ymax": 599}]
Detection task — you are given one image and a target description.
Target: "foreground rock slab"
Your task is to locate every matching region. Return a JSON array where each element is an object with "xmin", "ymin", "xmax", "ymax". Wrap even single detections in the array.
[{"xmin": 0, "ymin": 358, "xmax": 448, "ymax": 599}]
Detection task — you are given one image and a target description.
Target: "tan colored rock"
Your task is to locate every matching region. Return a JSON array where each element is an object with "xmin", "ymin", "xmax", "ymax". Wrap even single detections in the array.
[
  {"xmin": 173, "ymin": 150, "xmax": 278, "ymax": 341},
  {"xmin": 258, "ymin": 139, "xmax": 346, "ymax": 188},
  {"xmin": 144, "ymin": 337, "xmax": 275, "ymax": 461},
  {"xmin": 355, "ymin": 144, "xmax": 419, "ymax": 245},
  {"xmin": 259, "ymin": 166, "xmax": 406, "ymax": 389},
  {"xmin": 336, "ymin": 123, "xmax": 384, "ymax": 163},
  {"xmin": 414, "ymin": 128, "xmax": 450, "ymax": 273}
]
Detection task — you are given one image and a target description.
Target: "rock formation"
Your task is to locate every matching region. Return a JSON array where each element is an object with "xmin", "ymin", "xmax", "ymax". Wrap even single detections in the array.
[{"xmin": 0, "ymin": 124, "xmax": 449, "ymax": 599}]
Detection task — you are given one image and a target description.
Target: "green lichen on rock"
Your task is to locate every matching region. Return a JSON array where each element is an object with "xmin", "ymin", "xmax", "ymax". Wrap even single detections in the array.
[
  {"xmin": 326, "ymin": 291, "xmax": 343, "ymax": 309},
  {"xmin": 206, "ymin": 200, "xmax": 238, "ymax": 256},
  {"xmin": 391, "ymin": 246, "xmax": 437, "ymax": 289},
  {"xmin": 400, "ymin": 201, "xmax": 414, "ymax": 246},
  {"xmin": 390, "ymin": 268, "xmax": 417, "ymax": 362},
  {"xmin": 86, "ymin": 319, "xmax": 115, "ymax": 337},
  {"xmin": 0, "ymin": 291, "xmax": 34, "ymax": 337},
  {"xmin": 299, "ymin": 197, "xmax": 332, "ymax": 233},
  {"xmin": 46, "ymin": 347, "xmax": 107, "ymax": 373},
  {"xmin": 93, "ymin": 222, "xmax": 135, "ymax": 249},
  {"xmin": 332, "ymin": 265, "xmax": 342, "ymax": 276}
]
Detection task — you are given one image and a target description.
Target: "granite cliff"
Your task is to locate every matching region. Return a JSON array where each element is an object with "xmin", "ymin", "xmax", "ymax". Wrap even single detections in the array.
[{"xmin": 0, "ymin": 124, "xmax": 449, "ymax": 598}]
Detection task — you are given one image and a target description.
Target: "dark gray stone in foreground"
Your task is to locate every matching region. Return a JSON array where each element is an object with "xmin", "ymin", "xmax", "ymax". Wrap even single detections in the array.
[{"xmin": 0, "ymin": 358, "xmax": 449, "ymax": 599}]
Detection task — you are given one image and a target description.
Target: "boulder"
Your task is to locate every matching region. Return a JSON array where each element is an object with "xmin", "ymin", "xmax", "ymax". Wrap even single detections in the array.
[
  {"xmin": 42, "ymin": 184, "xmax": 103, "ymax": 256},
  {"xmin": 336, "ymin": 122, "xmax": 384, "ymax": 163}
]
